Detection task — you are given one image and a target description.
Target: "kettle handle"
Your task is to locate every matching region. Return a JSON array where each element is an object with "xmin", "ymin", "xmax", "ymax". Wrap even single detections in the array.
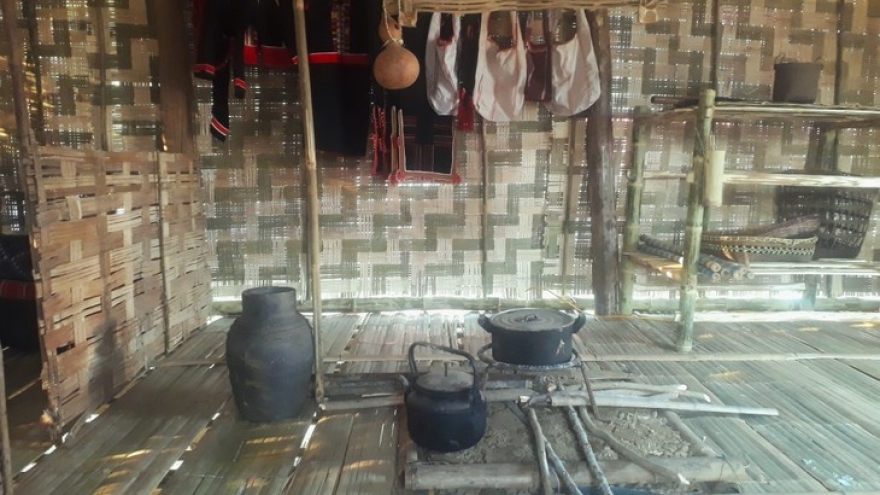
[{"xmin": 407, "ymin": 342, "xmax": 482, "ymax": 399}]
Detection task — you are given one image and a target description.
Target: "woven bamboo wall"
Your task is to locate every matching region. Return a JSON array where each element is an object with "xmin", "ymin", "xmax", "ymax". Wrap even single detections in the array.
[
  {"xmin": 1, "ymin": 0, "xmax": 212, "ymax": 428},
  {"xmin": 159, "ymin": 152, "xmax": 213, "ymax": 348},
  {"xmin": 25, "ymin": 0, "xmax": 160, "ymax": 150},
  {"xmin": 27, "ymin": 148, "xmax": 211, "ymax": 427},
  {"xmin": 200, "ymin": 0, "xmax": 880, "ymax": 304},
  {"xmin": 0, "ymin": 5, "xmax": 26, "ymax": 234}
]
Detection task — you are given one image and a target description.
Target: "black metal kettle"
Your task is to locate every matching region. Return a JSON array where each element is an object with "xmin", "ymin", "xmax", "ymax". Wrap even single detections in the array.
[{"xmin": 404, "ymin": 342, "xmax": 487, "ymax": 452}]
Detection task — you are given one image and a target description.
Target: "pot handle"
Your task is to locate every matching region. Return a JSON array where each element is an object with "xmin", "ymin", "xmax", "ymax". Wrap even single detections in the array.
[
  {"xmin": 477, "ymin": 313, "xmax": 496, "ymax": 333},
  {"xmin": 407, "ymin": 342, "xmax": 482, "ymax": 399},
  {"xmin": 568, "ymin": 312, "xmax": 587, "ymax": 334}
]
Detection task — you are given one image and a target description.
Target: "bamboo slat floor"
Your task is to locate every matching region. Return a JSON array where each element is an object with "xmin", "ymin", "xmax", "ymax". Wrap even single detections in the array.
[{"xmin": 9, "ymin": 312, "xmax": 880, "ymax": 495}]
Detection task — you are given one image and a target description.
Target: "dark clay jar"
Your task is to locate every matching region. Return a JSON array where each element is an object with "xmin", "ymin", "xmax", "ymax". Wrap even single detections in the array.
[{"xmin": 226, "ymin": 286, "xmax": 314, "ymax": 422}]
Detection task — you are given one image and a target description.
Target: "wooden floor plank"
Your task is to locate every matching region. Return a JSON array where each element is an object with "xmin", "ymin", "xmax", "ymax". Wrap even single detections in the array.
[
  {"xmin": 321, "ymin": 314, "xmax": 363, "ymax": 372},
  {"xmin": 14, "ymin": 366, "xmax": 230, "ymax": 495},
  {"xmin": 332, "ymin": 408, "xmax": 398, "ymax": 495},
  {"xmin": 282, "ymin": 413, "xmax": 356, "ymax": 495}
]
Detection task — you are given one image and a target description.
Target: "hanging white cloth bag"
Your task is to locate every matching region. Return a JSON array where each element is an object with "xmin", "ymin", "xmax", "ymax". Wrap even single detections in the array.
[
  {"xmin": 473, "ymin": 11, "xmax": 526, "ymax": 121},
  {"xmin": 425, "ymin": 13, "xmax": 460, "ymax": 116},
  {"xmin": 543, "ymin": 9, "xmax": 602, "ymax": 117}
]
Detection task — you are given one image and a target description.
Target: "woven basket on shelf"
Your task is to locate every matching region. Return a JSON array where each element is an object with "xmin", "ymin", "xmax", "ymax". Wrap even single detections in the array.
[
  {"xmin": 701, "ymin": 234, "xmax": 818, "ymax": 264},
  {"xmin": 775, "ymin": 172, "xmax": 878, "ymax": 259}
]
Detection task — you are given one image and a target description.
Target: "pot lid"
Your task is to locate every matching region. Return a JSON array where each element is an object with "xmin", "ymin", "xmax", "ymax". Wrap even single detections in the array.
[
  {"xmin": 487, "ymin": 308, "xmax": 576, "ymax": 332},
  {"xmin": 414, "ymin": 370, "xmax": 474, "ymax": 395}
]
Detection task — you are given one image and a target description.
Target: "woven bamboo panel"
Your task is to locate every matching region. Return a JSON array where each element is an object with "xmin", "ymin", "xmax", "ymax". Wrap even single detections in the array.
[
  {"xmin": 197, "ymin": 0, "xmax": 880, "ymax": 303},
  {"xmin": 609, "ymin": 0, "xmax": 713, "ymax": 112},
  {"xmin": 30, "ymin": 147, "xmax": 163, "ymax": 426},
  {"xmin": 839, "ymin": 0, "xmax": 880, "ymax": 106},
  {"xmin": 0, "ymin": 7, "xmax": 29, "ymax": 235},
  {"xmin": 28, "ymin": 2, "xmax": 96, "ymax": 148},
  {"xmin": 101, "ymin": 0, "xmax": 161, "ymax": 152},
  {"xmin": 158, "ymin": 152, "xmax": 212, "ymax": 349},
  {"xmin": 26, "ymin": 0, "xmax": 161, "ymax": 151},
  {"xmin": 23, "ymin": 148, "xmax": 212, "ymax": 429}
]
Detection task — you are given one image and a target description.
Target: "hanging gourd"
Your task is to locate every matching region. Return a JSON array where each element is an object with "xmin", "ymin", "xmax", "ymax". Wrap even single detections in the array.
[{"xmin": 374, "ymin": 11, "xmax": 419, "ymax": 90}]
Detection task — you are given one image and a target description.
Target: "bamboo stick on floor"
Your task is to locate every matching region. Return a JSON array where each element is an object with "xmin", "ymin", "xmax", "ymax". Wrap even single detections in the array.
[
  {"xmin": 662, "ymin": 411, "xmax": 719, "ymax": 458},
  {"xmin": 526, "ymin": 408, "xmax": 554, "ymax": 495},
  {"xmin": 564, "ymin": 405, "xmax": 614, "ymax": 495},
  {"xmin": 406, "ymin": 458, "xmax": 747, "ymax": 490},
  {"xmin": 578, "ymin": 407, "xmax": 688, "ymax": 485}
]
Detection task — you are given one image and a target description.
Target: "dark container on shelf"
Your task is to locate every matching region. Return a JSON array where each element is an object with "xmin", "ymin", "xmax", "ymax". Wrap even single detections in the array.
[
  {"xmin": 772, "ymin": 62, "xmax": 822, "ymax": 104},
  {"xmin": 226, "ymin": 286, "xmax": 314, "ymax": 422}
]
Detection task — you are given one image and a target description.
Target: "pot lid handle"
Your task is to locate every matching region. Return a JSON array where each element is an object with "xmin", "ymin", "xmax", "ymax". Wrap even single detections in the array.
[
  {"xmin": 407, "ymin": 342, "xmax": 481, "ymax": 398},
  {"xmin": 569, "ymin": 312, "xmax": 587, "ymax": 334}
]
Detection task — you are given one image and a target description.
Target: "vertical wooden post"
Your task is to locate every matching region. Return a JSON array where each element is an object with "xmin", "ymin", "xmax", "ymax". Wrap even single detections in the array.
[
  {"xmin": 620, "ymin": 107, "xmax": 651, "ymax": 315},
  {"xmin": 710, "ymin": 0, "xmax": 722, "ymax": 93},
  {"xmin": 480, "ymin": 120, "xmax": 491, "ymax": 299},
  {"xmin": 149, "ymin": 0, "xmax": 195, "ymax": 153},
  {"xmin": 293, "ymin": 0, "xmax": 325, "ymax": 402},
  {"xmin": 834, "ymin": 0, "xmax": 846, "ymax": 106},
  {"xmin": 803, "ymin": 0, "xmax": 846, "ymax": 309},
  {"xmin": 585, "ymin": 9, "xmax": 619, "ymax": 316},
  {"xmin": 677, "ymin": 89, "xmax": 715, "ymax": 352},
  {"xmin": 559, "ymin": 119, "xmax": 578, "ymax": 295},
  {"xmin": 2, "ymin": 0, "xmax": 36, "ymax": 490},
  {"xmin": 23, "ymin": 0, "xmax": 45, "ymax": 145},
  {"xmin": 93, "ymin": 3, "xmax": 108, "ymax": 151}
]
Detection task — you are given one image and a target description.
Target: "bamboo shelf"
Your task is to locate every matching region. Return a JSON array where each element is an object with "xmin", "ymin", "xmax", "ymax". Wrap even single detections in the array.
[
  {"xmin": 643, "ymin": 171, "xmax": 880, "ymax": 188},
  {"xmin": 626, "ymin": 252, "xmax": 880, "ymax": 280},
  {"xmin": 638, "ymin": 100, "xmax": 880, "ymax": 124},
  {"xmin": 620, "ymin": 90, "xmax": 880, "ymax": 352}
]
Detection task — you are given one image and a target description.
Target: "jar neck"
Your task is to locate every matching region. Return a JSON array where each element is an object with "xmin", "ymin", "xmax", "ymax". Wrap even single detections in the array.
[{"xmin": 241, "ymin": 287, "xmax": 298, "ymax": 320}]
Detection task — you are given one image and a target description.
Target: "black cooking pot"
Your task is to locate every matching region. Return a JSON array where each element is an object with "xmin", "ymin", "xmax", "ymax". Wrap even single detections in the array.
[
  {"xmin": 478, "ymin": 309, "xmax": 587, "ymax": 366},
  {"xmin": 404, "ymin": 342, "xmax": 487, "ymax": 452}
]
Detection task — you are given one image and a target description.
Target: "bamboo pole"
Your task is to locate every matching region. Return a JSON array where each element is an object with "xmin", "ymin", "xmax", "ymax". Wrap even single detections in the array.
[
  {"xmin": 480, "ymin": 119, "xmax": 491, "ymax": 299},
  {"xmin": 321, "ymin": 389, "xmax": 779, "ymax": 416},
  {"xmin": 620, "ymin": 107, "xmax": 650, "ymax": 314},
  {"xmin": 525, "ymin": 408, "xmax": 553, "ymax": 495},
  {"xmin": 406, "ymin": 458, "xmax": 747, "ymax": 490},
  {"xmin": 677, "ymin": 89, "xmax": 715, "ymax": 352},
  {"xmin": 834, "ymin": 0, "xmax": 846, "ymax": 106},
  {"xmin": 710, "ymin": 0, "xmax": 722, "ymax": 93},
  {"xmin": 585, "ymin": 9, "xmax": 620, "ymax": 315},
  {"xmin": 22, "ymin": 0, "xmax": 45, "ymax": 145},
  {"xmin": 560, "ymin": 118, "xmax": 578, "ymax": 296},
  {"xmin": 662, "ymin": 411, "xmax": 719, "ymax": 458},
  {"xmin": 150, "ymin": 0, "xmax": 195, "ymax": 153},
  {"xmin": 564, "ymin": 406, "xmax": 614, "ymax": 495},
  {"xmin": 578, "ymin": 407, "xmax": 688, "ymax": 484},
  {"xmin": 292, "ymin": 0, "xmax": 325, "ymax": 402}
]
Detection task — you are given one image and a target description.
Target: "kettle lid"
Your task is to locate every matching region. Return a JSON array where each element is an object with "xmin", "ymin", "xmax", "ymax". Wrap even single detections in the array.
[
  {"xmin": 487, "ymin": 308, "xmax": 577, "ymax": 332},
  {"xmin": 413, "ymin": 370, "xmax": 474, "ymax": 395}
]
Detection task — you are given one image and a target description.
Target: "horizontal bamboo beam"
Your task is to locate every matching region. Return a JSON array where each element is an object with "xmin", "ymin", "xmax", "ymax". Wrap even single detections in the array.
[
  {"xmin": 406, "ymin": 458, "xmax": 747, "ymax": 490},
  {"xmin": 724, "ymin": 172, "xmax": 880, "ymax": 188},
  {"xmin": 385, "ymin": 0, "xmax": 648, "ymax": 16},
  {"xmin": 625, "ymin": 252, "xmax": 880, "ymax": 277},
  {"xmin": 160, "ymin": 350, "xmax": 880, "ymax": 369},
  {"xmin": 320, "ymin": 389, "xmax": 778, "ymax": 415},
  {"xmin": 214, "ymin": 293, "xmax": 880, "ymax": 315},
  {"xmin": 640, "ymin": 101, "xmax": 880, "ymax": 124}
]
